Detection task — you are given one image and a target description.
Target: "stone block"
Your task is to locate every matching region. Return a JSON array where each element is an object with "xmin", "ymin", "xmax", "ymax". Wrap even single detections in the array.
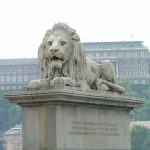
[{"xmin": 5, "ymin": 88, "xmax": 143, "ymax": 150}]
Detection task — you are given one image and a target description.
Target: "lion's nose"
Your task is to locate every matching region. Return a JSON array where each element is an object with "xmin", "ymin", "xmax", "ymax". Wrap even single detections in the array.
[{"xmin": 50, "ymin": 49, "xmax": 59, "ymax": 52}]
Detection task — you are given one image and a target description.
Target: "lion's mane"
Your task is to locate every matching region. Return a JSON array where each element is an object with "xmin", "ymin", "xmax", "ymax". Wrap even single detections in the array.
[{"xmin": 38, "ymin": 23, "xmax": 87, "ymax": 82}]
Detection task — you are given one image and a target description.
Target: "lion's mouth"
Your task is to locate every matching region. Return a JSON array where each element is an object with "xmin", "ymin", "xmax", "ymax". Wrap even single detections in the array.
[{"xmin": 51, "ymin": 56, "xmax": 64, "ymax": 62}]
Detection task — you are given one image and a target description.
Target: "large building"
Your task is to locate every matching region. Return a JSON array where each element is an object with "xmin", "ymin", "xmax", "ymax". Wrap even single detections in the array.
[
  {"xmin": 83, "ymin": 41, "xmax": 150, "ymax": 84},
  {"xmin": 0, "ymin": 58, "xmax": 40, "ymax": 90},
  {"xmin": 0, "ymin": 41, "xmax": 150, "ymax": 90}
]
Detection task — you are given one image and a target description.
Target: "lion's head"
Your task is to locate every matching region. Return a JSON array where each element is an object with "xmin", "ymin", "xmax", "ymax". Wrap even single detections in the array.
[{"xmin": 38, "ymin": 23, "xmax": 87, "ymax": 81}]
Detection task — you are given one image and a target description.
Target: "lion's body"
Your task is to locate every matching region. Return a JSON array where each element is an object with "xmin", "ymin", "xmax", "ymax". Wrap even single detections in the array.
[
  {"xmin": 86, "ymin": 57, "xmax": 101, "ymax": 87},
  {"xmin": 28, "ymin": 23, "xmax": 125, "ymax": 94}
]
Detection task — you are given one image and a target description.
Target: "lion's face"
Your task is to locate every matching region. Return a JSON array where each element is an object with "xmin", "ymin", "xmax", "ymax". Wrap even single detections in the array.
[{"xmin": 45, "ymin": 30, "xmax": 73, "ymax": 69}]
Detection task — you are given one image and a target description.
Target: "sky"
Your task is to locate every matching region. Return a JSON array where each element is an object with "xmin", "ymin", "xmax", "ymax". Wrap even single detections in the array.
[{"xmin": 0, "ymin": 0, "xmax": 150, "ymax": 58}]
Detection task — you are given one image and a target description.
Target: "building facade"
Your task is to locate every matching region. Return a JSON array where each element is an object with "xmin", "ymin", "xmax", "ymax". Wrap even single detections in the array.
[
  {"xmin": 0, "ymin": 59, "xmax": 40, "ymax": 90},
  {"xmin": 2, "ymin": 125, "xmax": 22, "ymax": 150},
  {"xmin": 83, "ymin": 41, "xmax": 150, "ymax": 84},
  {"xmin": 0, "ymin": 41, "xmax": 150, "ymax": 90}
]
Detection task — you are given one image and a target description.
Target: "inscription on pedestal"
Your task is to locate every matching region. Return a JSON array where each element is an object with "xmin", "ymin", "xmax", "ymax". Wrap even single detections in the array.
[
  {"xmin": 56, "ymin": 106, "xmax": 130, "ymax": 150},
  {"xmin": 69, "ymin": 121, "xmax": 121, "ymax": 136}
]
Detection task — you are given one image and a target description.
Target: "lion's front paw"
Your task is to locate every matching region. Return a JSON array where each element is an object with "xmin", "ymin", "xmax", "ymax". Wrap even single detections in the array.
[
  {"xmin": 53, "ymin": 77, "xmax": 65, "ymax": 84},
  {"xmin": 26, "ymin": 79, "xmax": 50, "ymax": 90},
  {"xmin": 27, "ymin": 80, "xmax": 42, "ymax": 90},
  {"xmin": 100, "ymin": 84, "xmax": 109, "ymax": 91},
  {"xmin": 95, "ymin": 78, "xmax": 109, "ymax": 91},
  {"xmin": 52, "ymin": 77, "xmax": 76, "ymax": 88}
]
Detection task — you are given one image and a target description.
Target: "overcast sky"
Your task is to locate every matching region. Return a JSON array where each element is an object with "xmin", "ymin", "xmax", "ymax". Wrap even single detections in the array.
[{"xmin": 0, "ymin": 0, "xmax": 150, "ymax": 58}]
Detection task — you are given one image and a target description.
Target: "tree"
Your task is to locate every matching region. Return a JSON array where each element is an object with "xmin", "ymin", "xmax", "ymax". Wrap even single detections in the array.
[
  {"xmin": 131, "ymin": 125, "xmax": 150, "ymax": 150},
  {"xmin": 131, "ymin": 100, "xmax": 150, "ymax": 121},
  {"xmin": 142, "ymin": 87, "xmax": 150, "ymax": 99},
  {"xmin": 131, "ymin": 84, "xmax": 150, "ymax": 99},
  {"xmin": 0, "ymin": 90, "xmax": 21, "ymax": 132},
  {"xmin": 117, "ymin": 78, "xmax": 150, "ymax": 121},
  {"xmin": 117, "ymin": 78, "xmax": 136, "ymax": 96}
]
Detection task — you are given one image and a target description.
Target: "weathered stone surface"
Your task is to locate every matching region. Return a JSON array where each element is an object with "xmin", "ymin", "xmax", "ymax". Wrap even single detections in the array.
[
  {"xmin": 5, "ymin": 87, "xmax": 142, "ymax": 150},
  {"xmin": 27, "ymin": 23, "xmax": 125, "ymax": 94}
]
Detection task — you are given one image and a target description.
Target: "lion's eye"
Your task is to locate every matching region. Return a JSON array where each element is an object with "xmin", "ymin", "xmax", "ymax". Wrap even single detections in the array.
[
  {"xmin": 61, "ymin": 41, "xmax": 67, "ymax": 46},
  {"xmin": 48, "ymin": 41, "xmax": 52, "ymax": 46}
]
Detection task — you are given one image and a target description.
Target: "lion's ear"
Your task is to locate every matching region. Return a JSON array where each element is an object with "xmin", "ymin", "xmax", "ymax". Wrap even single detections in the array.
[
  {"xmin": 72, "ymin": 41, "xmax": 87, "ymax": 80},
  {"xmin": 42, "ymin": 30, "xmax": 51, "ymax": 42},
  {"xmin": 38, "ymin": 43, "xmax": 48, "ymax": 78}
]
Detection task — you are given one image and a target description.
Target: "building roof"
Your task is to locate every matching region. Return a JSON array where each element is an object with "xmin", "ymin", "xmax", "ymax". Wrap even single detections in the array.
[
  {"xmin": 83, "ymin": 41, "xmax": 144, "ymax": 44},
  {"xmin": 0, "ymin": 58, "xmax": 38, "ymax": 65},
  {"xmin": 83, "ymin": 41, "xmax": 148, "ymax": 50},
  {"xmin": 131, "ymin": 121, "xmax": 150, "ymax": 129},
  {"xmin": 3, "ymin": 125, "xmax": 22, "ymax": 136}
]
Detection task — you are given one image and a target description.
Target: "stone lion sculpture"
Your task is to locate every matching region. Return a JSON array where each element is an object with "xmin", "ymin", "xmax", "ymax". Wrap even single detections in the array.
[{"xmin": 28, "ymin": 23, "xmax": 125, "ymax": 94}]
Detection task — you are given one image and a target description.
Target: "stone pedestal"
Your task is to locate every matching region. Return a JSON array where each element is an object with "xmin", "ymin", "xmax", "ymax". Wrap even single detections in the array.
[{"xmin": 5, "ymin": 87, "xmax": 142, "ymax": 150}]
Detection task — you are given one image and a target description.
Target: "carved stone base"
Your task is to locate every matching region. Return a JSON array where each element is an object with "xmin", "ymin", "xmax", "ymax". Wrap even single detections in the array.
[{"xmin": 5, "ymin": 87, "xmax": 142, "ymax": 150}]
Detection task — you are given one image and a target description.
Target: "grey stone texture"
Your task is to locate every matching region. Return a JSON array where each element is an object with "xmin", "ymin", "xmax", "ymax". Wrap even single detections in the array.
[
  {"xmin": 5, "ymin": 87, "xmax": 142, "ymax": 150},
  {"xmin": 27, "ymin": 23, "xmax": 125, "ymax": 94}
]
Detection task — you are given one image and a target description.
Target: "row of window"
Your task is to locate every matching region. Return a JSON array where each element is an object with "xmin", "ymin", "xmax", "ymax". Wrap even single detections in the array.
[
  {"xmin": 119, "ymin": 61, "xmax": 146, "ymax": 67},
  {"xmin": 118, "ymin": 51, "xmax": 146, "ymax": 58},
  {"xmin": 84, "ymin": 42, "xmax": 143, "ymax": 50},
  {"xmin": 0, "ymin": 66, "xmax": 39, "ymax": 74},
  {"xmin": 133, "ymin": 79, "xmax": 146, "ymax": 84},
  {"xmin": 0, "ymin": 75, "xmax": 40, "ymax": 83},
  {"xmin": 86, "ymin": 51, "xmax": 147, "ymax": 58},
  {"xmin": 87, "ymin": 52, "xmax": 116, "ymax": 58},
  {"xmin": 0, "ymin": 85, "xmax": 22, "ymax": 90},
  {"xmin": 119, "ymin": 69, "xmax": 146, "ymax": 76},
  {"xmin": 84, "ymin": 44, "xmax": 117, "ymax": 49}
]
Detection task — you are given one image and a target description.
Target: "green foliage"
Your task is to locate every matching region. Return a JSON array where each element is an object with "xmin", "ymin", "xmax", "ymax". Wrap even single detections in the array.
[
  {"xmin": 117, "ymin": 78, "xmax": 150, "ymax": 121},
  {"xmin": 131, "ymin": 100, "xmax": 150, "ymax": 121},
  {"xmin": 131, "ymin": 125, "xmax": 150, "ymax": 150},
  {"xmin": 117, "ymin": 78, "xmax": 136, "ymax": 96},
  {"xmin": 0, "ymin": 90, "xmax": 21, "ymax": 132},
  {"xmin": 131, "ymin": 84, "xmax": 150, "ymax": 99},
  {"xmin": 142, "ymin": 87, "xmax": 150, "ymax": 99}
]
